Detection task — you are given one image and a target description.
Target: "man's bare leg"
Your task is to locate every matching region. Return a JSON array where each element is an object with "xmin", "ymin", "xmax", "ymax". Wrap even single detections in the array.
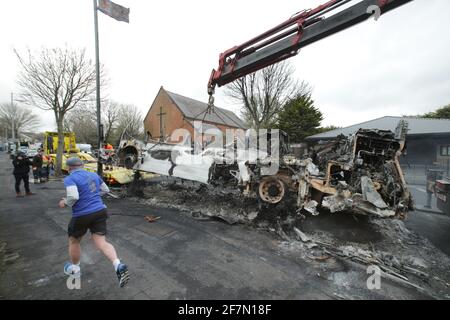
[
  {"xmin": 92, "ymin": 234, "xmax": 129, "ymax": 287},
  {"xmin": 69, "ymin": 237, "xmax": 82, "ymax": 265},
  {"xmin": 92, "ymin": 234, "xmax": 118, "ymax": 262},
  {"xmin": 65, "ymin": 237, "xmax": 82, "ymax": 276}
]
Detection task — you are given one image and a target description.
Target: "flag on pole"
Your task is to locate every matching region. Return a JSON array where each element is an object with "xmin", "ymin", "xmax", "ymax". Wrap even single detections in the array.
[{"xmin": 98, "ymin": 0, "xmax": 130, "ymax": 23}]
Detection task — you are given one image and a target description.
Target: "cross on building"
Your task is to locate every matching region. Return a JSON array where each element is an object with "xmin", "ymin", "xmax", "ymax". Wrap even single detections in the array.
[{"xmin": 157, "ymin": 106, "xmax": 166, "ymax": 142}]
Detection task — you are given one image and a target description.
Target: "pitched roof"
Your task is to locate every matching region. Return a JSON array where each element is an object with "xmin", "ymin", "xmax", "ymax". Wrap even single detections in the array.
[
  {"xmin": 165, "ymin": 90, "xmax": 247, "ymax": 129},
  {"xmin": 307, "ymin": 116, "xmax": 450, "ymax": 141}
]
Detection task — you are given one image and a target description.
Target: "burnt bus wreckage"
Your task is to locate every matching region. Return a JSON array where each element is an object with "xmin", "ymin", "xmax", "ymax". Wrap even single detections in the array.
[
  {"xmin": 119, "ymin": 121, "xmax": 413, "ymax": 219},
  {"xmin": 307, "ymin": 120, "xmax": 413, "ymax": 218}
]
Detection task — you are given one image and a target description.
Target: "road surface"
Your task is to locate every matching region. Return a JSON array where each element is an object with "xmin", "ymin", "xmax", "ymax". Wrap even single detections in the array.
[{"xmin": 406, "ymin": 185, "xmax": 450, "ymax": 256}]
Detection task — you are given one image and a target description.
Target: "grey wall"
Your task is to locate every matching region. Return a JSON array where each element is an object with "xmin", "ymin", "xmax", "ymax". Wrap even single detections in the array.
[{"xmin": 402, "ymin": 135, "xmax": 450, "ymax": 166}]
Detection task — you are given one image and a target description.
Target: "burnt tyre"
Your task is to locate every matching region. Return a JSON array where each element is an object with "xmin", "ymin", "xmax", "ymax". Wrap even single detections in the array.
[
  {"xmin": 119, "ymin": 146, "xmax": 139, "ymax": 169},
  {"xmin": 257, "ymin": 177, "xmax": 296, "ymax": 221},
  {"xmin": 258, "ymin": 177, "xmax": 286, "ymax": 204}
]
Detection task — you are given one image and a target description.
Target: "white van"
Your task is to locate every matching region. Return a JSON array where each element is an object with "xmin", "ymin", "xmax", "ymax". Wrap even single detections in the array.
[{"xmin": 77, "ymin": 144, "xmax": 93, "ymax": 154}]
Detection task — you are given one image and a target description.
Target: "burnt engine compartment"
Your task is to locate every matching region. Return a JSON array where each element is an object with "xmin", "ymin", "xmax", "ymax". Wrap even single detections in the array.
[{"xmin": 311, "ymin": 127, "xmax": 414, "ymax": 218}]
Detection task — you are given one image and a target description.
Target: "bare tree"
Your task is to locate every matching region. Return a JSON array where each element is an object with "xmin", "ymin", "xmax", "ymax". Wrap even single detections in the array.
[
  {"xmin": 64, "ymin": 100, "xmax": 119, "ymax": 145},
  {"xmin": 0, "ymin": 103, "xmax": 40, "ymax": 138},
  {"xmin": 103, "ymin": 101, "xmax": 122, "ymax": 143},
  {"xmin": 64, "ymin": 101, "xmax": 141, "ymax": 147},
  {"xmin": 64, "ymin": 105, "xmax": 97, "ymax": 145},
  {"xmin": 15, "ymin": 47, "xmax": 101, "ymax": 175},
  {"xmin": 113, "ymin": 104, "xmax": 144, "ymax": 144},
  {"xmin": 0, "ymin": 123, "xmax": 6, "ymax": 139},
  {"xmin": 225, "ymin": 61, "xmax": 306, "ymax": 130}
]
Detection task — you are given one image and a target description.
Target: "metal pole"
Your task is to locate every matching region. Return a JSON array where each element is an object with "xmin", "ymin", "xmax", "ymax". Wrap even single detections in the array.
[
  {"xmin": 11, "ymin": 93, "xmax": 15, "ymax": 141},
  {"xmin": 93, "ymin": 0, "xmax": 103, "ymax": 176}
]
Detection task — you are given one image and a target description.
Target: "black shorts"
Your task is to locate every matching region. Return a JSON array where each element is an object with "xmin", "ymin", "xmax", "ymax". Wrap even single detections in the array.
[{"xmin": 68, "ymin": 209, "xmax": 108, "ymax": 238}]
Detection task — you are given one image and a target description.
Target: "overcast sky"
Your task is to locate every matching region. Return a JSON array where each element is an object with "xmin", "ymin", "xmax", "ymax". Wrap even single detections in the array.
[{"xmin": 0, "ymin": 0, "xmax": 449, "ymax": 132}]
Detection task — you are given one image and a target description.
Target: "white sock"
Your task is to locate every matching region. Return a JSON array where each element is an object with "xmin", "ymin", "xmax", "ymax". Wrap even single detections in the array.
[{"xmin": 113, "ymin": 259, "xmax": 121, "ymax": 271}]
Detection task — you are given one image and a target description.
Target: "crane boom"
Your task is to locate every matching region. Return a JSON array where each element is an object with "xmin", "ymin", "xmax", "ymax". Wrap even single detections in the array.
[{"xmin": 208, "ymin": 0, "xmax": 413, "ymax": 100}]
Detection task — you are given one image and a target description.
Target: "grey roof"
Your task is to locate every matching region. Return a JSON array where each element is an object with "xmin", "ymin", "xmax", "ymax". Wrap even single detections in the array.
[
  {"xmin": 166, "ymin": 90, "xmax": 247, "ymax": 129},
  {"xmin": 307, "ymin": 116, "xmax": 450, "ymax": 141}
]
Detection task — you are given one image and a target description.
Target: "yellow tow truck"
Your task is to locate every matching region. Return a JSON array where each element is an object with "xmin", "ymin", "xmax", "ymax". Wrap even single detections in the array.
[{"xmin": 43, "ymin": 132, "xmax": 155, "ymax": 185}]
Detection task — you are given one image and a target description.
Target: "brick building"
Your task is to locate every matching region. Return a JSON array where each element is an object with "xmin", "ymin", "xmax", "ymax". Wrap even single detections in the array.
[{"xmin": 144, "ymin": 87, "xmax": 247, "ymax": 144}]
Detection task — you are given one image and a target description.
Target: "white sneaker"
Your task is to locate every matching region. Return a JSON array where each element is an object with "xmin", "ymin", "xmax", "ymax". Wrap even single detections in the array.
[{"xmin": 64, "ymin": 263, "xmax": 81, "ymax": 278}]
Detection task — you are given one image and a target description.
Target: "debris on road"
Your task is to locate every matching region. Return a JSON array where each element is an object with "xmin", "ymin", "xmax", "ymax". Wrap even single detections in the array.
[
  {"xmin": 106, "ymin": 191, "xmax": 120, "ymax": 199},
  {"xmin": 145, "ymin": 215, "xmax": 161, "ymax": 223},
  {"xmin": 294, "ymin": 227, "xmax": 311, "ymax": 243}
]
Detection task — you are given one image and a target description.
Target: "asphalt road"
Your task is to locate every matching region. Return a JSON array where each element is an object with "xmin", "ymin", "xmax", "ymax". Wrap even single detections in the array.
[
  {"xmin": 406, "ymin": 186, "xmax": 450, "ymax": 256},
  {"xmin": 0, "ymin": 151, "xmax": 442, "ymax": 300}
]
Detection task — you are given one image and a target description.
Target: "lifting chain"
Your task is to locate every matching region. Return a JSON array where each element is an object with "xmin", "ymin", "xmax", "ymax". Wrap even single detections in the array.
[{"xmin": 207, "ymin": 84, "xmax": 216, "ymax": 114}]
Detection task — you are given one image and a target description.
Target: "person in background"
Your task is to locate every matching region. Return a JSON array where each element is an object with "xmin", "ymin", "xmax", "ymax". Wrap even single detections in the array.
[
  {"xmin": 32, "ymin": 150, "xmax": 44, "ymax": 184},
  {"xmin": 59, "ymin": 157, "xmax": 130, "ymax": 287},
  {"xmin": 105, "ymin": 143, "xmax": 114, "ymax": 150},
  {"xmin": 12, "ymin": 152, "xmax": 34, "ymax": 197},
  {"xmin": 100, "ymin": 143, "xmax": 115, "ymax": 171},
  {"xmin": 47, "ymin": 136, "xmax": 54, "ymax": 154},
  {"xmin": 48, "ymin": 156, "xmax": 55, "ymax": 177},
  {"xmin": 42, "ymin": 153, "xmax": 52, "ymax": 181}
]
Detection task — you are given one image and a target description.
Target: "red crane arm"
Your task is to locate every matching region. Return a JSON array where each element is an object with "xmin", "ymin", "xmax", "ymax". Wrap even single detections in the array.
[{"xmin": 207, "ymin": 0, "xmax": 413, "ymax": 98}]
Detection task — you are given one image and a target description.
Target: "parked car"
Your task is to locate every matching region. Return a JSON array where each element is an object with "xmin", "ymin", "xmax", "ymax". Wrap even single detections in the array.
[
  {"xmin": 27, "ymin": 147, "xmax": 39, "ymax": 159},
  {"xmin": 18, "ymin": 146, "xmax": 29, "ymax": 156},
  {"xmin": 77, "ymin": 144, "xmax": 93, "ymax": 154}
]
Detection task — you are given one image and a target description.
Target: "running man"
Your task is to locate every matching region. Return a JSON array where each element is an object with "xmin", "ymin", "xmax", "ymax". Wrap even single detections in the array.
[{"xmin": 59, "ymin": 157, "xmax": 130, "ymax": 287}]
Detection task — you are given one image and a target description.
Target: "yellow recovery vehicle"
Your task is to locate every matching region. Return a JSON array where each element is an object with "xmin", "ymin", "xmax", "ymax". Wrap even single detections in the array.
[{"xmin": 43, "ymin": 132, "xmax": 154, "ymax": 185}]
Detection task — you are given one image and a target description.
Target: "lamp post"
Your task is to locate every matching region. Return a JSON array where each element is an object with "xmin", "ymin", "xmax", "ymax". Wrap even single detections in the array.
[{"xmin": 93, "ymin": 0, "xmax": 103, "ymax": 176}]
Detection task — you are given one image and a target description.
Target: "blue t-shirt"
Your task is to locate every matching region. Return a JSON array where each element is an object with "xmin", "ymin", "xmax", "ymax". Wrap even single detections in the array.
[{"xmin": 64, "ymin": 170, "xmax": 106, "ymax": 217}]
